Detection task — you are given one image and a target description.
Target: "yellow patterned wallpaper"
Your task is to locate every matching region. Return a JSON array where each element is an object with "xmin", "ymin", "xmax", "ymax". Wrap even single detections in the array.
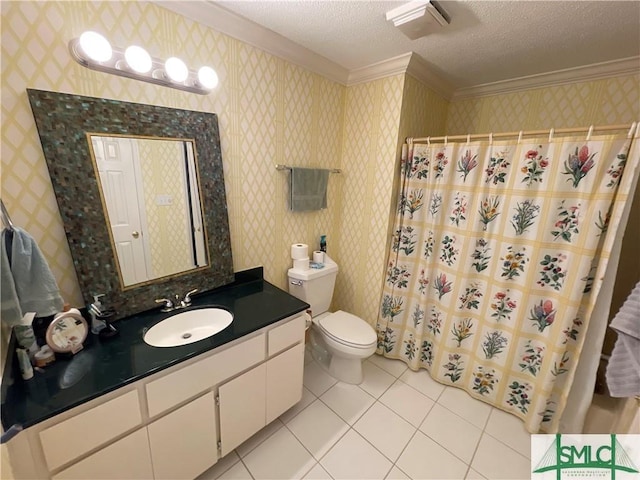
[
  {"xmin": 446, "ymin": 74, "xmax": 640, "ymax": 134},
  {"xmin": 332, "ymin": 75, "xmax": 405, "ymax": 323},
  {"xmin": 0, "ymin": 1, "xmax": 345, "ymax": 308}
]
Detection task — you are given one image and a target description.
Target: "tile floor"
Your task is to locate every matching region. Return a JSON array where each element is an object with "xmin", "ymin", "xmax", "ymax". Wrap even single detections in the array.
[{"xmin": 198, "ymin": 351, "xmax": 532, "ymax": 480}]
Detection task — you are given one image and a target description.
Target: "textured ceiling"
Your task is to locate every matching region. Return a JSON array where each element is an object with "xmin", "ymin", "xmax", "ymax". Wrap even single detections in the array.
[{"xmin": 214, "ymin": 0, "xmax": 640, "ymax": 89}]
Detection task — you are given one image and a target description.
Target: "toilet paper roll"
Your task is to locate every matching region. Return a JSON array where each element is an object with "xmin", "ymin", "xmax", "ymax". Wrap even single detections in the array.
[
  {"xmin": 313, "ymin": 250, "xmax": 325, "ymax": 264},
  {"xmin": 291, "ymin": 243, "xmax": 309, "ymax": 260},
  {"xmin": 293, "ymin": 258, "xmax": 309, "ymax": 270}
]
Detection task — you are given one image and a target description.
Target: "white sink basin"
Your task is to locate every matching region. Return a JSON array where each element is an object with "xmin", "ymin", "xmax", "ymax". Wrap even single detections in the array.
[{"xmin": 144, "ymin": 307, "xmax": 233, "ymax": 347}]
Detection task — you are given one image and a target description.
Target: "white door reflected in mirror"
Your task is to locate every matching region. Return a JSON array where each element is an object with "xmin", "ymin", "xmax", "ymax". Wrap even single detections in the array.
[{"xmin": 90, "ymin": 135, "xmax": 208, "ymax": 287}]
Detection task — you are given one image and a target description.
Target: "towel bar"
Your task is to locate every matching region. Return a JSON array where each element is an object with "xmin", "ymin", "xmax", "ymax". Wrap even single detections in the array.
[{"xmin": 275, "ymin": 164, "xmax": 341, "ymax": 174}]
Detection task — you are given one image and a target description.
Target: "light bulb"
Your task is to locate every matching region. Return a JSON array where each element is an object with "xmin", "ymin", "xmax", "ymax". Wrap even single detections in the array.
[
  {"xmin": 78, "ymin": 31, "xmax": 112, "ymax": 63},
  {"xmin": 197, "ymin": 66, "xmax": 218, "ymax": 90},
  {"xmin": 165, "ymin": 57, "xmax": 188, "ymax": 83},
  {"xmin": 124, "ymin": 45, "xmax": 152, "ymax": 73}
]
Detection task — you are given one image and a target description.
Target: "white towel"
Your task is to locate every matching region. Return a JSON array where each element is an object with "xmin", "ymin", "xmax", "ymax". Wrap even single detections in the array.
[
  {"xmin": 1, "ymin": 229, "xmax": 23, "ymax": 325},
  {"xmin": 8, "ymin": 227, "xmax": 64, "ymax": 317},
  {"xmin": 606, "ymin": 281, "xmax": 640, "ymax": 397}
]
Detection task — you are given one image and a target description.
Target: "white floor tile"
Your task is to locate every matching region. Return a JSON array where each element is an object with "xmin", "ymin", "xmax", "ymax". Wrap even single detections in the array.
[
  {"xmin": 396, "ymin": 431, "xmax": 469, "ymax": 480},
  {"xmin": 236, "ymin": 418, "xmax": 283, "ymax": 458},
  {"xmin": 368, "ymin": 354, "xmax": 409, "ymax": 378},
  {"xmin": 438, "ymin": 387, "xmax": 491, "ymax": 429},
  {"xmin": 303, "ymin": 463, "xmax": 333, "ymax": 479},
  {"xmin": 196, "ymin": 451, "xmax": 240, "ymax": 480},
  {"xmin": 484, "ymin": 408, "xmax": 532, "ymax": 459},
  {"xmin": 353, "ymin": 401, "xmax": 416, "ymax": 462},
  {"xmin": 321, "ymin": 430, "xmax": 392, "ymax": 480},
  {"xmin": 320, "ymin": 382, "xmax": 375, "ymax": 425},
  {"xmin": 471, "ymin": 433, "xmax": 531, "ymax": 480},
  {"xmin": 398, "ymin": 369, "xmax": 446, "ymax": 401},
  {"xmin": 280, "ymin": 386, "xmax": 316, "ymax": 423},
  {"xmin": 287, "ymin": 399, "xmax": 349, "ymax": 459},
  {"xmin": 218, "ymin": 461, "xmax": 252, "ymax": 479},
  {"xmin": 419, "ymin": 403, "xmax": 482, "ymax": 463},
  {"xmin": 359, "ymin": 361, "xmax": 396, "ymax": 398},
  {"xmin": 304, "ymin": 361, "xmax": 338, "ymax": 397},
  {"xmin": 385, "ymin": 466, "xmax": 410, "ymax": 479},
  {"xmin": 465, "ymin": 468, "xmax": 487, "ymax": 479},
  {"xmin": 379, "ymin": 380, "xmax": 435, "ymax": 427},
  {"xmin": 243, "ymin": 427, "xmax": 315, "ymax": 480}
]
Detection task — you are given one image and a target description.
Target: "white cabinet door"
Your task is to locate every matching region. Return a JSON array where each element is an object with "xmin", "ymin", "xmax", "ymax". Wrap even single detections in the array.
[
  {"xmin": 266, "ymin": 343, "xmax": 305, "ymax": 424},
  {"xmin": 218, "ymin": 364, "xmax": 267, "ymax": 456},
  {"xmin": 148, "ymin": 392, "xmax": 218, "ymax": 480},
  {"xmin": 52, "ymin": 428, "xmax": 153, "ymax": 480}
]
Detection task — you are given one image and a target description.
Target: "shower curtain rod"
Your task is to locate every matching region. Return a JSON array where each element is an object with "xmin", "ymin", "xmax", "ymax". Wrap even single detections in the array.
[{"xmin": 408, "ymin": 122, "xmax": 638, "ymax": 144}]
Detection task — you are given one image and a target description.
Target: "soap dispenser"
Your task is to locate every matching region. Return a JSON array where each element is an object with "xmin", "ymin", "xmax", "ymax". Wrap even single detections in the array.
[{"xmin": 89, "ymin": 294, "xmax": 107, "ymax": 335}]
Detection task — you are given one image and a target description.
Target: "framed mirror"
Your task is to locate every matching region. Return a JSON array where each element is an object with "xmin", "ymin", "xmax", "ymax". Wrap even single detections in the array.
[
  {"xmin": 28, "ymin": 89, "xmax": 234, "ymax": 320},
  {"xmin": 88, "ymin": 134, "xmax": 208, "ymax": 287}
]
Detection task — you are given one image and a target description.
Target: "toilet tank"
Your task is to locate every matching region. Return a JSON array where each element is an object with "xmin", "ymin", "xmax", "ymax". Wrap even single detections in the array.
[{"xmin": 287, "ymin": 256, "xmax": 338, "ymax": 316}]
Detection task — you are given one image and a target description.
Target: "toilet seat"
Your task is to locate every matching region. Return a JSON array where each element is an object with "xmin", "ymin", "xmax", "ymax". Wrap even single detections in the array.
[{"xmin": 317, "ymin": 310, "xmax": 377, "ymax": 349}]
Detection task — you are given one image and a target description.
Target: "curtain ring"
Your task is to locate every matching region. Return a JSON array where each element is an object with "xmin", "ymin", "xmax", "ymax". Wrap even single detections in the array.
[
  {"xmin": 517, "ymin": 131, "xmax": 523, "ymax": 143},
  {"xmin": 427, "ymin": 136, "xmax": 431, "ymax": 147},
  {"xmin": 444, "ymin": 136, "xmax": 448, "ymax": 146},
  {"xmin": 489, "ymin": 133, "xmax": 493, "ymax": 145},
  {"xmin": 467, "ymin": 133, "xmax": 471, "ymax": 144},
  {"xmin": 401, "ymin": 144, "xmax": 408, "ymax": 161},
  {"xmin": 627, "ymin": 122, "xmax": 637, "ymax": 139},
  {"xmin": 548, "ymin": 128, "xmax": 555, "ymax": 143},
  {"xmin": 586, "ymin": 125, "xmax": 594, "ymax": 141}
]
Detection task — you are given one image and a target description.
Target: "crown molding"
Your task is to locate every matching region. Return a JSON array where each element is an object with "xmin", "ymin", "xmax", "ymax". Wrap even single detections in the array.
[
  {"xmin": 406, "ymin": 54, "xmax": 454, "ymax": 100},
  {"xmin": 154, "ymin": 1, "xmax": 350, "ymax": 85},
  {"xmin": 452, "ymin": 56, "xmax": 640, "ymax": 101},
  {"xmin": 346, "ymin": 53, "xmax": 412, "ymax": 86}
]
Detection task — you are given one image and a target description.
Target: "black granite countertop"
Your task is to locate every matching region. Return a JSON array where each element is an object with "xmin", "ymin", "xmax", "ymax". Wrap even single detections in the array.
[{"xmin": 1, "ymin": 267, "xmax": 309, "ymax": 430}]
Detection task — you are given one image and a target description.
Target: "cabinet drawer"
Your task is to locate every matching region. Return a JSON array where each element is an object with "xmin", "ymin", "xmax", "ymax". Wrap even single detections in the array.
[
  {"xmin": 146, "ymin": 333, "xmax": 265, "ymax": 417},
  {"xmin": 268, "ymin": 315, "xmax": 305, "ymax": 356},
  {"xmin": 40, "ymin": 390, "xmax": 141, "ymax": 471},
  {"xmin": 52, "ymin": 428, "xmax": 152, "ymax": 480}
]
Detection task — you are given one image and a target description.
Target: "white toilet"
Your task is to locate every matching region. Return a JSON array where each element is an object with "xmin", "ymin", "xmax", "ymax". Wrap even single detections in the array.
[{"xmin": 288, "ymin": 255, "xmax": 377, "ymax": 384}]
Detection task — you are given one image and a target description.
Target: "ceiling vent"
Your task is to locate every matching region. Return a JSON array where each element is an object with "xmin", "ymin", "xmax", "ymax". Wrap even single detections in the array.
[{"xmin": 385, "ymin": 1, "xmax": 450, "ymax": 40}]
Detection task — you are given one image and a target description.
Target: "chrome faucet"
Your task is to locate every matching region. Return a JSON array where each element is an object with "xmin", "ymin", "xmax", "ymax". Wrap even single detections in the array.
[
  {"xmin": 155, "ymin": 289, "xmax": 198, "ymax": 312},
  {"xmin": 181, "ymin": 289, "xmax": 198, "ymax": 307}
]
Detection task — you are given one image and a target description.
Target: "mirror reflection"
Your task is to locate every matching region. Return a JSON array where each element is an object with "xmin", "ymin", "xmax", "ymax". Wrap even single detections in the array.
[{"xmin": 89, "ymin": 135, "xmax": 208, "ymax": 287}]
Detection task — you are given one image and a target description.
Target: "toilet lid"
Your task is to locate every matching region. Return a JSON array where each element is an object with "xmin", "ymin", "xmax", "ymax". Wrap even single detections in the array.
[{"xmin": 318, "ymin": 310, "xmax": 377, "ymax": 347}]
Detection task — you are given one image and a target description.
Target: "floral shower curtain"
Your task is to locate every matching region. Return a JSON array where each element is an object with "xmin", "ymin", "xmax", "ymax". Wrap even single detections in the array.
[{"xmin": 376, "ymin": 130, "xmax": 639, "ymax": 433}]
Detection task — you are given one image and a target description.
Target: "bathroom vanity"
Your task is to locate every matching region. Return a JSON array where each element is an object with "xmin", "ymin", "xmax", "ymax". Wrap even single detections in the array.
[{"xmin": 1, "ymin": 268, "xmax": 309, "ymax": 479}]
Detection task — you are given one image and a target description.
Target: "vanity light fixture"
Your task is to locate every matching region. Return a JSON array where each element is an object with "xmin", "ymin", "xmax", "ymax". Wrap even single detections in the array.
[
  {"xmin": 69, "ymin": 31, "xmax": 218, "ymax": 95},
  {"xmin": 124, "ymin": 45, "xmax": 152, "ymax": 74}
]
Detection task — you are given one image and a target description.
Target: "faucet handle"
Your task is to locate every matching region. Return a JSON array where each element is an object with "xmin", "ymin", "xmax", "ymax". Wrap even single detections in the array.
[
  {"xmin": 155, "ymin": 298, "xmax": 174, "ymax": 312},
  {"xmin": 183, "ymin": 289, "xmax": 198, "ymax": 305}
]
